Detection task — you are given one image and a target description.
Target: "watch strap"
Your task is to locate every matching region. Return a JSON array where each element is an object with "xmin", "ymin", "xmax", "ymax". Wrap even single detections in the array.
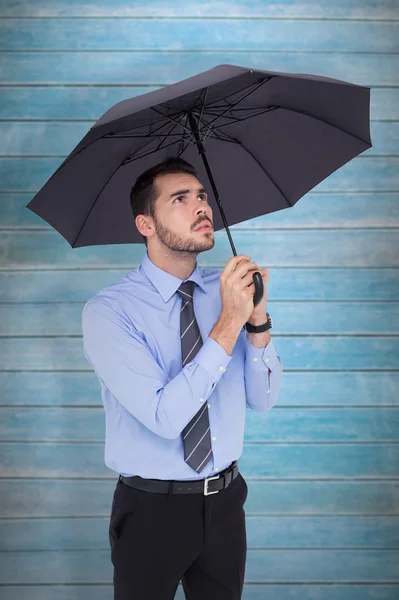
[{"xmin": 245, "ymin": 312, "xmax": 272, "ymax": 333}]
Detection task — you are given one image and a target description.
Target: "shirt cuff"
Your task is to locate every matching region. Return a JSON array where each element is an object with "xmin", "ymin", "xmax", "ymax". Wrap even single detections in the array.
[
  {"xmin": 192, "ymin": 335, "xmax": 233, "ymax": 383},
  {"xmin": 245, "ymin": 335, "xmax": 279, "ymax": 371}
]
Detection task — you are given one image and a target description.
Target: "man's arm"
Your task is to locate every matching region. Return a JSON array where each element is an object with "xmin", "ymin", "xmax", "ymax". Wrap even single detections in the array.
[
  {"xmin": 81, "ymin": 299, "xmax": 233, "ymax": 439},
  {"xmin": 244, "ymin": 330, "xmax": 283, "ymax": 412}
]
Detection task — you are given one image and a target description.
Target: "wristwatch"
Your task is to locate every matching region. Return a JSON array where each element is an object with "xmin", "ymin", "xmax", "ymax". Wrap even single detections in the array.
[{"xmin": 245, "ymin": 312, "xmax": 272, "ymax": 333}]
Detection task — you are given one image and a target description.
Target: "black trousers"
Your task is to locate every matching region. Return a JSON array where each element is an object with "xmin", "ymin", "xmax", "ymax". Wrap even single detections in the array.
[{"xmin": 109, "ymin": 468, "xmax": 248, "ymax": 599}]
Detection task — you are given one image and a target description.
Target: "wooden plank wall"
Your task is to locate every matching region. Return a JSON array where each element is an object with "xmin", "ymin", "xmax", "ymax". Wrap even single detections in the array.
[{"xmin": 0, "ymin": 1, "xmax": 398, "ymax": 598}]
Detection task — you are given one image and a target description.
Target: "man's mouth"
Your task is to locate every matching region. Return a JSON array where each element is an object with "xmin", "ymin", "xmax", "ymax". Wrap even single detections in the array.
[{"xmin": 195, "ymin": 222, "xmax": 212, "ymax": 231}]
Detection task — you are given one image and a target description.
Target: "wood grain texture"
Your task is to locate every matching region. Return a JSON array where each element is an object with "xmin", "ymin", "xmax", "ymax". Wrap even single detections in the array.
[
  {"xmin": 0, "ymin": 87, "xmax": 397, "ymax": 120},
  {"xmin": 0, "ymin": 19, "xmax": 397, "ymax": 52},
  {"xmin": 0, "ymin": 121, "xmax": 396, "ymax": 156},
  {"xmin": 1, "ymin": 442, "xmax": 398, "ymax": 478},
  {"xmin": 1, "ymin": 407, "xmax": 398, "ymax": 442},
  {"xmin": 2, "ymin": 230, "xmax": 399, "ymax": 267},
  {"xmin": 1, "ymin": 371, "xmax": 398, "ymax": 406},
  {"xmin": 0, "ymin": 52, "xmax": 397, "ymax": 86},
  {"xmin": 0, "ymin": 0, "xmax": 398, "ymax": 19},
  {"xmin": 1, "ymin": 515, "xmax": 399, "ymax": 550},
  {"xmin": 1, "ymin": 479, "xmax": 398, "ymax": 516},
  {"xmin": 1, "ymin": 585, "xmax": 399, "ymax": 600},
  {"xmin": 1, "ymin": 2, "xmax": 398, "ymax": 596}
]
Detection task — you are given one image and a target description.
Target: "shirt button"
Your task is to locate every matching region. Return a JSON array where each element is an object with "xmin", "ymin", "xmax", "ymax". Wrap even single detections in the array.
[
  {"xmin": 219, "ymin": 366, "xmax": 225, "ymax": 372},
  {"xmin": 265, "ymin": 358, "xmax": 269, "ymax": 363},
  {"xmin": 267, "ymin": 390, "xmax": 271, "ymax": 394},
  {"xmin": 207, "ymin": 403, "xmax": 211, "ymax": 408},
  {"xmin": 200, "ymin": 397, "xmax": 204, "ymax": 402},
  {"xmin": 212, "ymin": 436, "xmax": 216, "ymax": 441},
  {"xmin": 215, "ymin": 467, "xmax": 219, "ymax": 471},
  {"xmin": 252, "ymin": 357, "xmax": 258, "ymax": 362}
]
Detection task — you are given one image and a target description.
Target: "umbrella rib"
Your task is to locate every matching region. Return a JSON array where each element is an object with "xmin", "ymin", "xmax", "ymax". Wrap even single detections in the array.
[
  {"xmin": 200, "ymin": 77, "xmax": 271, "ymax": 134},
  {"xmin": 198, "ymin": 77, "xmax": 273, "ymax": 113},
  {"xmin": 199, "ymin": 106, "xmax": 279, "ymax": 143},
  {"xmin": 200, "ymin": 106, "xmax": 279, "ymax": 139},
  {"xmin": 120, "ymin": 119, "xmax": 184, "ymax": 164},
  {"xmin": 102, "ymin": 116, "xmax": 182, "ymax": 139},
  {"xmin": 210, "ymin": 127, "xmax": 293, "ymax": 208},
  {"xmin": 121, "ymin": 137, "xmax": 188, "ymax": 165},
  {"xmin": 151, "ymin": 106, "xmax": 196, "ymax": 141},
  {"xmin": 280, "ymin": 105, "xmax": 372, "ymax": 146}
]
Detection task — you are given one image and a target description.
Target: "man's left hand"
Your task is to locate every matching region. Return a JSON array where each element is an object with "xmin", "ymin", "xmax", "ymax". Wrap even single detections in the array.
[{"xmin": 247, "ymin": 267, "xmax": 270, "ymax": 324}]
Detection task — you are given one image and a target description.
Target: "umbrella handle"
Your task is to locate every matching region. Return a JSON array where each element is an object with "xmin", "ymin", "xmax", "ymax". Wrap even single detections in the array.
[{"xmin": 252, "ymin": 271, "xmax": 264, "ymax": 307}]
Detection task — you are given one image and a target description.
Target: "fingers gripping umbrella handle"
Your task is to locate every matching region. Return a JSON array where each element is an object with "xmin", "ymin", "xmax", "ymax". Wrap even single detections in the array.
[{"xmin": 252, "ymin": 271, "xmax": 264, "ymax": 307}]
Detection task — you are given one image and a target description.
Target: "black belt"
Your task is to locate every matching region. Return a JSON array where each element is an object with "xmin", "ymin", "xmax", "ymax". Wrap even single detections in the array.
[{"xmin": 119, "ymin": 460, "xmax": 239, "ymax": 496}]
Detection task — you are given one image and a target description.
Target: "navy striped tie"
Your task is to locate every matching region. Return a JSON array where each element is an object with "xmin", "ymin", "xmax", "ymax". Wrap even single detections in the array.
[{"xmin": 177, "ymin": 280, "xmax": 213, "ymax": 473}]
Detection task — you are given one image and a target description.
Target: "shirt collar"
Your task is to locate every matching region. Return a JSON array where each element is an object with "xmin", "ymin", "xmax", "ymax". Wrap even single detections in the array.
[{"xmin": 140, "ymin": 250, "xmax": 208, "ymax": 303}]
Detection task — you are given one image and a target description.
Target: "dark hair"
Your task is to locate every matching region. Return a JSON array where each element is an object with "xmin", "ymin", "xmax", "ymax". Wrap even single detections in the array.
[{"xmin": 130, "ymin": 156, "xmax": 197, "ymax": 247}]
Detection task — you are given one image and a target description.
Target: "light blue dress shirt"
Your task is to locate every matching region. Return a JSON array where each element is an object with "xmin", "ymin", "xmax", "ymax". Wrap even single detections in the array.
[{"xmin": 82, "ymin": 251, "xmax": 283, "ymax": 481}]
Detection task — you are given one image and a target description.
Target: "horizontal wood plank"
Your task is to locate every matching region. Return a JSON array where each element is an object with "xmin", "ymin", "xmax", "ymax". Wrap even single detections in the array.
[
  {"xmin": 2, "ymin": 157, "xmax": 397, "ymax": 195},
  {"xmin": 1, "ymin": 478, "xmax": 398, "ymax": 516},
  {"xmin": 0, "ymin": 302, "xmax": 398, "ymax": 335},
  {"xmin": 0, "ymin": 0, "xmax": 398, "ymax": 19},
  {"xmin": 0, "ymin": 121, "xmax": 395, "ymax": 156},
  {"xmin": 1, "ymin": 515, "xmax": 398, "ymax": 551},
  {"xmin": 2, "ymin": 229, "xmax": 399, "ymax": 268},
  {"xmin": 3, "ymin": 193, "xmax": 399, "ymax": 230},
  {"xmin": 1, "ymin": 407, "xmax": 398, "ymax": 442},
  {"xmin": 1, "ymin": 584, "xmax": 399, "ymax": 600},
  {"xmin": 1, "ymin": 371, "xmax": 397, "ymax": 407},
  {"xmin": 0, "ymin": 87, "xmax": 396, "ymax": 121},
  {"xmin": 0, "ymin": 53, "xmax": 397, "ymax": 86},
  {"xmin": 0, "ymin": 442, "xmax": 398, "ymax": 478},
  {"xmin": 1, "ymin": 336, "xmax": 398, "ymax": 370},
  {"xmin": 0, "ymin": 20, "xmax": 397, "ymax": 52},
  {"xmin": 0, "ymin": 548, "xmax": 397, "ymax": 584},
  {"xmin": 1, "ymin": 267, "xmax": 399, "ymax": 302}
]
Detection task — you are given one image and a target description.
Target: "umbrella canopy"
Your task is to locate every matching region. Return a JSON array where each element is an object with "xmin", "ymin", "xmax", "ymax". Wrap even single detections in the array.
[{"xmin": 26, "ymin": 63, "xmax": 371, "ymax": 251}]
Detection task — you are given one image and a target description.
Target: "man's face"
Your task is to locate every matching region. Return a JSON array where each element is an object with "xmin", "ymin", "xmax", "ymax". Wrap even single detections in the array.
[{"xmin": 144, "ymin": 171, "xmax": 215, "ymax": 253}]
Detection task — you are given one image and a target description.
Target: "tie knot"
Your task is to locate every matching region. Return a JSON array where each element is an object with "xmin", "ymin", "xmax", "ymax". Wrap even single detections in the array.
[{"xmin": 177, "ymin": 280, "xmax": 196, "ymax": 299}]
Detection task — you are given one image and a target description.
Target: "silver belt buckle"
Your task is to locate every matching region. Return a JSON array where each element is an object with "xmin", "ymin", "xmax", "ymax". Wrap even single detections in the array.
[{"xmin": 204, "ymin": 474, "xmax": 220, "ymax": 496}]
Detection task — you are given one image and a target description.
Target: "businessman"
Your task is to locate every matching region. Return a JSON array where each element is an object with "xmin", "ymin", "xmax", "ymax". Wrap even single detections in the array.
[{"xmin": 82, "ymin": 156, "xmax": 283, "ymax": 599}]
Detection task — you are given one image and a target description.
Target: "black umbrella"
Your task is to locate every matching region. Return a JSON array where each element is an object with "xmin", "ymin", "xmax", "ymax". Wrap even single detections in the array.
[{"xmin": 26, "ymin": 63, "xmax": 372, "ymax": 306}]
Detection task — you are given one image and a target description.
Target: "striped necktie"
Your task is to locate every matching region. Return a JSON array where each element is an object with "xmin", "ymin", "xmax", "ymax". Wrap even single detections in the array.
[{"xmin": 177, "ymin": 280, "xmax": 213, "ymax": 474}]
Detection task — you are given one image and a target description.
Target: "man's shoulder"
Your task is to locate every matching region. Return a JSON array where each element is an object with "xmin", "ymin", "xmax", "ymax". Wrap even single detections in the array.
[{"xmin": 82, "ymin": 269, "xmax": 142, "ymax": 317}]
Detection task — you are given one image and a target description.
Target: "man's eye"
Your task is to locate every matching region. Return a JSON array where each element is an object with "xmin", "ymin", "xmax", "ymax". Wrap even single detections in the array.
[{"xmin": 174, "ymin": 195, "xmax": 207, "ymax": 203}]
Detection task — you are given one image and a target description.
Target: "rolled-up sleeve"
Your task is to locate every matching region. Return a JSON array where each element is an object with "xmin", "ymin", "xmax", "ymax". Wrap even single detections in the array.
[
  {"xmin": 82, "ymin": 300, "xmax": 233, "ymax": 439},
  {"xmin": 244, "ymin": 336, "xmax": 283, "ymax": 412}
]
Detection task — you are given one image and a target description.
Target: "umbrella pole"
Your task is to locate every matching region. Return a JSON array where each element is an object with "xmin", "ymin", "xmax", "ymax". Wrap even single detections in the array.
[{"xmin": 187, "ymin": 112, "xmax": 263, "ymax": 307}]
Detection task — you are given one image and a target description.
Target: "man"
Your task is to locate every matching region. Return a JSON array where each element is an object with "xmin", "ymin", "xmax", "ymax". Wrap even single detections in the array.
[{"xmin": 82, "ymin": 156, "xmax": 283, "ymax": 599}]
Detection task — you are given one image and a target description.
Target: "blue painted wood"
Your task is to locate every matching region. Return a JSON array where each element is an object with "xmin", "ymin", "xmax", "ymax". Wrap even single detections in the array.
[
  {"xmin": 1, "ymin": 407, "xmax": 398, "ymax": 442},
  {"xmin": 1, "ymin": 479, "xmax": 398, "ymax": 517},
  {"xmin": 1, "ymin": 302, "xmax": 398, "ymax": 335},
  {"xmin": 2, "ymin": 193, "xmax": 398, "ymax": 229},
  {"xmin": 0, "ymin": 53, "xmax": 397, "ymax": 86},
  {"xmin": 0, "ymin": 0, "xmax": 398, "ymax": 19},
  {"xmin": 0, "ymin": 19, "xmax": 397, "ymax": 52},
  {"xmin": 1, "ymin": 230, "xmax": 398, "ymax": 268},
  {"xmin": 2, "ymin": 157, "xmax": 397, "ymax": 193},
  {"xmin": 1, "ymin": 515, "xmax": 398, "ymax": 551},
  {"xmin": 0, "ymin": 548, "xmax": 398, "ymax": 584},
  {"xmin": 2, "ymin": 585, "xmax": 399, "ymax": 600},
  {"xmin": 1, "ymin": 266, "xmax": 398, "ymax": 302},
  {"xmin": 1, "ymin": 2, "xmax": 398, "ymax": 597},
  {"xmin": 1, "ymin": 371, "xmax": 398, "ymax": 407},
  {"xmin": 0, "ymin": 122, "xmax": 395, "ymax": 156},
  {"xmin": 0, "ymin": 442, "xmax": 398, "ymax": 478},
  {"xmin": 0, "ymin": 87, "xmax": 397, "ymax": 120},
  {"xmin": 2, "ymin": 336, "xmax": 398, "ymax": 370}
]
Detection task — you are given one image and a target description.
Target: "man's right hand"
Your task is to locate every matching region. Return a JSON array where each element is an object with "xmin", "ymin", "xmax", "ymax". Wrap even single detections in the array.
[{"xmin": 219, "ymin": 255, "xmax": 260, "ymax": 327}]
